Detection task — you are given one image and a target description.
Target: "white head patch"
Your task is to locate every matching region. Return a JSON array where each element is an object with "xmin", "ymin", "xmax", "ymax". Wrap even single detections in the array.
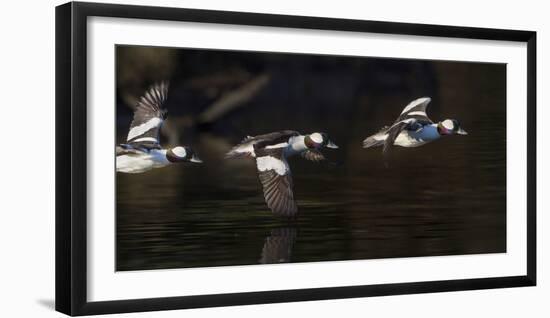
[
  {"xmin": 442, "ymin": 119, "xmax": 455, "ymax": 130},
  {"xmin": 310, "ymin": 133, "xmax": 323, "ymax": 143},
  {"xmin": 172, "ymin": 146, "xmax": 187, "ymax": 158}
]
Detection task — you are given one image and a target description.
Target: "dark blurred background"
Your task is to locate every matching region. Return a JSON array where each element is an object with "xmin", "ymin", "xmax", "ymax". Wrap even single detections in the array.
[{"xmin": 116, "ymin": 45, "xmax": 506, "ymax": 271}]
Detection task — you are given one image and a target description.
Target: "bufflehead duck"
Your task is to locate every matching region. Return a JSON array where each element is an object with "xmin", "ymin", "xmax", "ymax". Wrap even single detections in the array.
[
  {"xmin": 362, "ymin": 97, "xmax": 467, "ymax": 153},
  {"xmin": 116, "ymin": 82, "xmax": 202, "ymax": 174},
  {"xmin": 226, "ymin": 130, "xmax": 338, "ymax": 217}
]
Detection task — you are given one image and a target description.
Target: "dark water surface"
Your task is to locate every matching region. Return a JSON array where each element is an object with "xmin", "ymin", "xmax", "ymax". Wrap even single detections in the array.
[
  {"xmin": 116, "ymin": 116, "xmax": 505, "ymax": 271},
  {"xmin": 116, "ymin": 47, "xmax": 506, "ymax": 271}
]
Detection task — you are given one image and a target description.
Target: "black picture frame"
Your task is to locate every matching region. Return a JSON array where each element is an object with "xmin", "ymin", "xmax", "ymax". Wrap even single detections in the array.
[{"xmin": 55, "ymin": 1, "xmax": 537, "ymax": 316}]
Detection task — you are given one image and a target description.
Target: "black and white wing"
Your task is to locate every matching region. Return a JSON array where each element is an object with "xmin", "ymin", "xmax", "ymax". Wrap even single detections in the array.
[
  {"xmin": 256, "ymin": 149, "xmax": 298, "ymax": 217},
  {"xmin": 382, "ymin": 97, "xmax": 433, "ymax": 153},
  {"xmin": 126, "ymin": 82, "xmax": 169, "ymax": 149},
  {"xmin": 396, "ymin": 97, "xmax": 433, "ymax": 123},
  {"xmin": 383, "ymin": 118, "xmax": 419, "ymax": 153}
]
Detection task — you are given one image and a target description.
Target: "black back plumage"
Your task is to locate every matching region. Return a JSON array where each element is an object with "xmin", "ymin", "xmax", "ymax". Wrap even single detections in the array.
[
  {"xmin": 252, "ymin": 130, "xmax": 300, "ymax": 154},
  {"xmin": 226, "ymin": 130, "xmax": 300, "ymax": 159}
]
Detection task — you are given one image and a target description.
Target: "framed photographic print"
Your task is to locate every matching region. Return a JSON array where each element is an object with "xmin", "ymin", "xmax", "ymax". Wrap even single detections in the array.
[{"xmin": 55, "ymin": 1, "xmax": 536, "ymax": 316}]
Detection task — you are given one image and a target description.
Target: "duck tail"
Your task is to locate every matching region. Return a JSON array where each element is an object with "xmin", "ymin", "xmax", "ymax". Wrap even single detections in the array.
[
  {"xmin": 362, "ymin": 134, "xmax": 385, "ymax": 149},
  {"xmin": 225, "ymin": 150, "xmax": 251, "ymax": 159},
  {"xmin": 225, "ymin": 143, "xmax": 255, "ymax": 159}
]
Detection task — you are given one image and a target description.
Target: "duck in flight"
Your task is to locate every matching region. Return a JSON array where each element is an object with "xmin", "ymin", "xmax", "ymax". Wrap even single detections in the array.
[
  {"xmin": 116, "ymin": 82, "xmax": 202, "ymax": 173},
  {"xmin": 226, "ymin": 131, "xmax": 338, "ymax": 217},
  {"xmin": 362, "ymin": 97, "xmax": 467, "ymax": 153}
]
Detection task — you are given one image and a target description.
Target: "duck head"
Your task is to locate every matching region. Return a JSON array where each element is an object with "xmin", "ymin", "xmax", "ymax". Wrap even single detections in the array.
[
  {"xmin": 437, "ymin": 119, "xmax": 468, "ymax": 136},
  {"xmin": 304, "ymin": 132, "xmax": 339, "ymax": 149},
  {"xmin": 167, "ymin": 146, "xmax": 203, "ymax": 163}
]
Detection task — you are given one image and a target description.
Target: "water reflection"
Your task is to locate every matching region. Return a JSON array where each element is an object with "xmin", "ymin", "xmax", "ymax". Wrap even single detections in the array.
[
  {"xmin": 115, "ymin": 48, "xmax": 506, "ymax": 271},
  {"xmin": 116, "ymin": 112, "xmax": 505, "ymax": 271},
  {"xmin": 260, "ymin": 227, "xmax": 298, "ymax": 264}
]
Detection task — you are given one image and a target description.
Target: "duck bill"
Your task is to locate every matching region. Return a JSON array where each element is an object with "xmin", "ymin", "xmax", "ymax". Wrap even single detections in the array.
[
  {"xmin": 326, "ymin": 140, "xmax": 339, "ymax": 149},
  {"xmin": 456, "ymin": 128, "xmax": 468, "ymax": 135},
  {"xmin": 190, "ymin": 155, "xmax": 203, "ymax": 163}
]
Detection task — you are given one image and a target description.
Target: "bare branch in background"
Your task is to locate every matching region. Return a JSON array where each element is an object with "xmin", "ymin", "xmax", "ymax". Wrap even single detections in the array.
[
  {"xmin": 117, "ymin": 47, "xmax": 177, "ymax": 109},
  {"xmin": 197, "ymin": 73, "xmax": 271, "ymax": 124},
  {"xmin": 160, "ymin": 116, "xmax": 194, "ymax": 146},
  {"xmin": 120, "ymin": 92, "xmax": 139, "ymax": 111},
  {"xmin": 186, "ymin": 68, "xmax": 252, "ymax": 92}
]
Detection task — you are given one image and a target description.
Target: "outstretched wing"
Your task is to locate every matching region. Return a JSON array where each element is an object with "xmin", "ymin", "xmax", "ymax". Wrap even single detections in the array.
[
  {"xmin": 396, "ymin": 97, "xmax": 433, "ymax": 123},
  {"xmin": 126, "ymin": 82, "xmax": 169, "ymax": 148},
  {"xmin": 300, "ymin": 149, "xmax": 326, "ymax": 162},
  {"xmin": 256, "ymin": 149, "xmax": 298, "ymax": 217},
  {"xmin": 383, "ymin": 118, "xmax": 418, "ymax": 153}
]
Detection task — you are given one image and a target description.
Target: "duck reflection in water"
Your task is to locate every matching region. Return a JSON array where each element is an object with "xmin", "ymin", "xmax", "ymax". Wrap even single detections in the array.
[{"xmin": 259, "ymin": 227, "xmax": 298, "ymax": 264}]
